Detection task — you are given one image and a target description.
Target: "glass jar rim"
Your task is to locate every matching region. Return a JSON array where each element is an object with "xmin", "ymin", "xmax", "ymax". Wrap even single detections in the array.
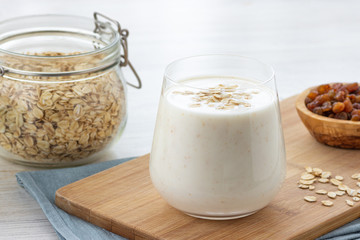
[
  {"xmin": 0, "ymin": 14, "xmax": 120, "ymax": 59},
  {"xmin": 0, "ymin": 14, "xmax": 123, "ymax": 80},
  {"xmin": 164, "ymin": 54, "xmax": 275, "ymax": 91}
]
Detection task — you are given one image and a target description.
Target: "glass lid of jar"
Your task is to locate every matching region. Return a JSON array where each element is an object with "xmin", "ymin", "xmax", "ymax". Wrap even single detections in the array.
[
  {"xmin": 0, "ymin": 12, "xmax": 141, "ymax": 88},
  {"xmin": 0, "ymin": 14, "xmax": 118, "ymax": 57}
]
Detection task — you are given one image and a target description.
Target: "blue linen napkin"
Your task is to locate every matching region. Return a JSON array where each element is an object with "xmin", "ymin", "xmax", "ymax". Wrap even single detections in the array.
[
  {"xmin": 15, "ymin": 157, "xmax": 360, "ymax": 240},
  {"xmin": 317, "ymin": 219, "xmax": 360, "ymax": 240},
  {"xmin": 16, "ymin": 157, "xmax": 134, "ymax": 240}
]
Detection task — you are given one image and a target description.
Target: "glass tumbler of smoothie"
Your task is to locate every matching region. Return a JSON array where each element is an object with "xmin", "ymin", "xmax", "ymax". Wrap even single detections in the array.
[{"xmin": 150, "ymin": 55, "xmax": 286, "ymax": 220}]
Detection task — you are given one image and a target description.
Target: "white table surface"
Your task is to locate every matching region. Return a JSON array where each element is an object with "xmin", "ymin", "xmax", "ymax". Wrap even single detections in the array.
[{"xmin": 1, "ymin": 0, "xmax": 360, "ymax": 239}]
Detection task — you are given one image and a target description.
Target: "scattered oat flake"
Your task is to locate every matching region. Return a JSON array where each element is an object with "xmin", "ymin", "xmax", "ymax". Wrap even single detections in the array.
[
  {"xmin": 353, "ymin": 197, "xmax": 360, "ymax": 202},
  {"xmin": 321, "ymin": 171, "xmax": 331, "ymax": 179},
  {"xmin": 301, "ymin": 173, "xmax": 315, "ymax": 180},
  {"xmin": 330, "ymin": 179, "xmax": 342, "ymax": 186},
  {"xmin": 316, "ymin": 190, "xmax": 327, "ymax": 195},
  {"xmin": 318, "ymin": 178, "xmax": 330, "ymax": 183},
  {"xmin": 351, "ymin": 173, "xmax": 360, "ymax": 179},
  {"xmin": 304, "ymin": 196, "xmax": 317, "ymax": 202},
  {"xmin": 313, "ymin": 168, "xmax": 323, "ymax": 176},
  {"xmin": 298, "ymin": 184, "xmax": 309, "ymax": 189},
  {"xmin": 305, "ymin": 166, "xmax": 313, "ymax": 173},
  {"xmin": 346, "ymin": 200, "xmax": 354, "ymax": 207},
  {"xmin": 338, "ymin": 185, "xmax": 348, "ymax": 191},
  {"xmin": 335, "ymin": 191, "xmax": 346, "ymax": 196},
  {"xmin": 335, "ymin": 175, "xmax": 344, "ymax": 181},
  {"xmin": 309, "ymin": 185, "xmax": 315, "ymax": 190},
  {"xmin": 347, "ymin": 188, "xmax": 357, "ymax": 197},
  {"xmin": 322, "ymin": 200, "xmax": 334, "ymax": 207},
  {"xmin": 299, "ymin": 179, "xmax": 315, "ymax": 185},
  {"xmin": 327, "ymin": 192, "xmax": 337, "ymax": 199}
]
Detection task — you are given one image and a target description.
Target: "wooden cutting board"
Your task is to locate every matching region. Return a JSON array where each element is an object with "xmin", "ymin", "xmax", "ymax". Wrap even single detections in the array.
[{"xmin": 55, "ymin": 96, "xmax": 360, "ymax": 240}]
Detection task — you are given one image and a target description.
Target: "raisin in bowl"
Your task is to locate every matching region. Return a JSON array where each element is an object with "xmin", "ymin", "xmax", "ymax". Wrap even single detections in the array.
[{"xmin": 296, "ymin": 83, "xmax": 360, "ymax": 149}]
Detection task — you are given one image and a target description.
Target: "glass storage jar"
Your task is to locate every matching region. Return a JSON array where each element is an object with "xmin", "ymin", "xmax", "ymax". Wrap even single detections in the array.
[{"xmin": 0, "ymin": 13, "xmax": 141, "ymax": 167}]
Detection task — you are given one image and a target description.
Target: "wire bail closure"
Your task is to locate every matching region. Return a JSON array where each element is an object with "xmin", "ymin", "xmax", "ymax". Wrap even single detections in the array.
[
  {"xmin": 93, "ymin": 12, "xmax": 142, "ymax": 89},
  {"xmin": 0, "ymin": 66, "xmax": 6, "ymax": 77}
]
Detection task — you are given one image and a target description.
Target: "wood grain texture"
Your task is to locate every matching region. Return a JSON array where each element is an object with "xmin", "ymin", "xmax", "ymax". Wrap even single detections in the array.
[
  {"xmin": 296, "ymin": 88, "xmax": 360, "ymax": 149},
  {"xmin": 55, "ymin": 96, "xmax": 360, "ymax": 240}
]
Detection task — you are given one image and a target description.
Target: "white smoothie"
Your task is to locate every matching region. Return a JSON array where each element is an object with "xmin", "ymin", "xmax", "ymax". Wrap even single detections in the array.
[{"xmin": 150, "ymin": 76, "xmax": 286, "ymax": 219}]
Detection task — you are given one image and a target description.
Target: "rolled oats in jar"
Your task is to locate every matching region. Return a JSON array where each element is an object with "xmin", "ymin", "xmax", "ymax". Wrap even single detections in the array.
[{"xmin": 0, "ymin": 13, "xmax": 141, "ymax": 167}]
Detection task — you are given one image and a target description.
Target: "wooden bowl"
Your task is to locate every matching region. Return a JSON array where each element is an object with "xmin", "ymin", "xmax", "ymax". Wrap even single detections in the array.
[{"xmin": 296, "ymin": 88, "xmax": 360, "ymax": 149}]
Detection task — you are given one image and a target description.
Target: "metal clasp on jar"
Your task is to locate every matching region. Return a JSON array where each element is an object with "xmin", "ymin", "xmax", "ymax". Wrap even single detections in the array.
[
  {"xmin": 93, "ymin": 12, "xmax": 142, "ymax": 89},
  {"xmin": 0, "ymin": 66, "xmax": 7, "ymax": 77}
]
